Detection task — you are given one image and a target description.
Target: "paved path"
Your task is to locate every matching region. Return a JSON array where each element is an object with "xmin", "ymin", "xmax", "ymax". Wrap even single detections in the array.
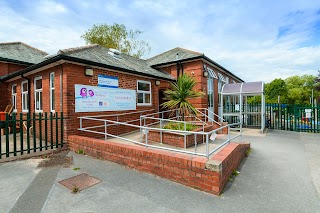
[{"xmin": 1, "ymin": 130, "xmax": 319, "ymax": 213}]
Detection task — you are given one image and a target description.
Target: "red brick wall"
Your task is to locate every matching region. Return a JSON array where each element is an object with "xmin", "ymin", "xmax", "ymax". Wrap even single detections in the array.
[
  {"xmin": 62, "ymin": 63, "xmax": 165, "ymax": 139},
  {"xmin": 0, "ymin": 82, "xmax": 10, "ymax": 111},
  {"xmin": 0, "ymin": 61, "xmax": 28, "ymax": 76},
  {"xmin": 68, "ymin": 135, "xmax": 250, "ymax": 195},
  {"xmin": 3, "ymin": 62, "xmax": 168, "ymax": 141}
]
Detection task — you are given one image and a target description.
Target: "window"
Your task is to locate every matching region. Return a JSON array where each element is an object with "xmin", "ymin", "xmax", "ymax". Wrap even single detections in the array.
[
  {"xmin": 226, "ymin": 77, "xmax": 229, "ymax": 84},
  {"xmin": 12, "ymin": 84, "xmax": 17, "ymax": 112},
  {"xmin": 50, "ymin": 72, "xmax": 55, "ymax": 112},
  {"xmin": 21, "ymin": 81, "xmax": 29, "ymax": 112},
  {"xmin": 218, "ymin": 73, "xmax": 226, "ymax": 93},
  {"xmin": 34, "ymin": 76, "xmax": 42, "ymax": 112},
  {"xmin": 137, "ymin": 80, "xmax": 151, "ymax": 106}
]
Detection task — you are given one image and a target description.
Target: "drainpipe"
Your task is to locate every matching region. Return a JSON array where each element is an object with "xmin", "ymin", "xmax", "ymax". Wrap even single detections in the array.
[
  {"xmin": 59, "ymin": 64, "xmax": 63, "ymax": 112},
  {"xmin": 21, "ymin": 73, "xmax": 31, "ymax": 112},
  {"xmin": 180, "ymin": 62, "xmax": 184, "ymax": 75},
  {"xmin": 176, "ymin": 62, "xmax": 180, "ymax": 78}
]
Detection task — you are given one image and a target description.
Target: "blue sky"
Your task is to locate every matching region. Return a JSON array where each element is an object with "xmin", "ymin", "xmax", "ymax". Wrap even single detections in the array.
[{"xmin": 1, "ymin": 0, "xmax": 320, "ymax": 82}]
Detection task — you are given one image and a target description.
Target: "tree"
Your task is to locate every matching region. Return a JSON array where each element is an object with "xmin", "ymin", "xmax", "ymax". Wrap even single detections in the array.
[
  {"xmin": 265, "ymin": 78, "xmax": 287, "ymax": 103},
  {"xmin": 81, "ymin": 23, "xmax": 151, "ymax": 58},
  {"xmin": 285, "ymin": 75, "xmax": 317, "ymax": 105},
  {"xmin": 161, "ymin": 74, "xmax": 204, "ymax": 121}
]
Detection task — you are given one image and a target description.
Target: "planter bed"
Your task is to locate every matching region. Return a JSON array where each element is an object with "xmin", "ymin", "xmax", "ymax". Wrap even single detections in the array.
[{"xmin": 146, "ymin": 125, "xmax": 214, "ymax": 148}]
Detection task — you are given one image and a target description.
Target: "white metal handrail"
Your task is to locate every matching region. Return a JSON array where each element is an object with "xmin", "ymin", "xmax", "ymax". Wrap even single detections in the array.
[{"xmin": 78, "ymin": 114, "xmax": 242, "ymax": 158}]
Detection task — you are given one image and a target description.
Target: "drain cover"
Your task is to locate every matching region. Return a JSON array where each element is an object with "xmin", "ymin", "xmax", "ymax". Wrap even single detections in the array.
[{"xmin": 59, "ymin": 173, "xmax": 101, "ymax": 191}]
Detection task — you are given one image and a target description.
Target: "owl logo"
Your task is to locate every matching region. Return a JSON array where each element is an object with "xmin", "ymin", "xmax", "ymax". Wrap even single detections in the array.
[
  {"xmin": 88, "ymin": 90, "xmax": 94, "ymax": 97},
  {"xmin": 80, "ymin": 88, "xmax": 87, "ymax": 98}
]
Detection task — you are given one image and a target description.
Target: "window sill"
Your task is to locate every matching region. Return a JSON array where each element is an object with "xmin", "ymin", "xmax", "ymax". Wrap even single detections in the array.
[{"xmin": 137, "ymin": 104, "xmax": 152, "ymax": 107}]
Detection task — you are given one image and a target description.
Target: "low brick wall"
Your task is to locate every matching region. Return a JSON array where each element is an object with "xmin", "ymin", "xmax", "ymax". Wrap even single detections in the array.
[
  {"xmin": 146, "ymin": 125, "xmax": 213, "ymax": 148},
  {"xmin": 68, "ymin": 135, "xmax": 250, "ymax": 194}
]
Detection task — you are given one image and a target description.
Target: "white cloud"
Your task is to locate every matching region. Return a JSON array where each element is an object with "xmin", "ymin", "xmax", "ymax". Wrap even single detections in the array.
[
  {"xmin": 36, "ymin": 0, "xmax": 68, "ymax": 15},
  {"xmin": 0, "ymin": 0, "xmax": 319, "ymax": 83}
]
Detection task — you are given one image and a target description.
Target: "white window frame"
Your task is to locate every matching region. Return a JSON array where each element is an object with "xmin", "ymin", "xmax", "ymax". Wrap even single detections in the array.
[
  {"xmin": 34, "ymin": 76, "xmax": 43, "ymax": 112},
  {"xmin": 12, "ymin": 84, "xmax": 17, "ymax": 112},
  {"xmin": 226, "ymin": 77, "xmax": 229, "ymax": 84},
  {"xmin": 50, "ymin": 72, "xmax": 55, "ymax": 112},
  {"xmin": 21, "ymin": 80, "xmax": 28, "ymax": 112},
  {"xmin": 137, "ymin": 80, "xmax": 152, "ymax": 106}
]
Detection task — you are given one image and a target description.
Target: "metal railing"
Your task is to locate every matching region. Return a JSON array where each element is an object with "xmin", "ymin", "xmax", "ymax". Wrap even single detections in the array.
[
  {"xmin": 78, "ymin": 110, "xmax": 242, "ymax": 158},
  {"xmin": 195, "ymin": 108, "xmax": 224, "ymax": 126},
  {"xmin": 0, "ymin": 112, "xmax": 64, "ymax": 159}
]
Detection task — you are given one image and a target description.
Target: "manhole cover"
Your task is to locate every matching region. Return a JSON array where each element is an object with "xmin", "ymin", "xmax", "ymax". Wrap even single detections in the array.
[{"xmin": 59, "ymin": 173, "xmax": 101, "ymax": 191}]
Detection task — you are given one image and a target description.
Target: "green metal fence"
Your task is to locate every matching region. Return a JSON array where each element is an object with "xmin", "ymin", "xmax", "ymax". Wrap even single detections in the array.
[
  {"xmin": 222, "ymin": 103, "xmax": 320, "ymax": 133},
  {"xmin": 0, "ymin": 112, "xmax": 64, "ymax": 159},
  {"xmin": 266, "ymin": 104, "xmax": 320, "ymax": 133}
]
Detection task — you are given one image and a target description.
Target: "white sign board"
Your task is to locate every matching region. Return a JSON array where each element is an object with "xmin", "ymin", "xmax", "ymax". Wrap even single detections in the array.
[
  {"xmin": 235, "ymin": 104, "xmax": 240, "ymax": 111},
  {"xmin": 306, "ymin": 112, "xmax": 311, "ymax": 118},
  {"xmin": 98, "ymin": 74, "xmax": 118, "ymax": 88},
  {"xmin": 75, "ymin": 84, "xmax": 136, "ymax": 112},
  {"xmin": 305, "ymin": 109, "xmax": 312, "ymax": 113}
]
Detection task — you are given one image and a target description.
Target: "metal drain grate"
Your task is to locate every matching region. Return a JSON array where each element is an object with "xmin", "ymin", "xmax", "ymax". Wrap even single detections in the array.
[{"xmin": 59, "ymin": 173, "xmax": 101, "ymax": 191}]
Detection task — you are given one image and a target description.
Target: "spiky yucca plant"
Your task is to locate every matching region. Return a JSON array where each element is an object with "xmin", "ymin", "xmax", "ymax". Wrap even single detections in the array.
[{"xmin": 161, "ymin": 74, "xmax": 204, "ymax": 121}]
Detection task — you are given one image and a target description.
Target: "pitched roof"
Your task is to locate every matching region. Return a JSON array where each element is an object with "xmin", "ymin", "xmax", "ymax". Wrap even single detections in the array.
[
  {"xmin": 0, "ymin": 42, "xmax": 48, "ymax": 64},
  {"xmin": 58, "ymin": 44, "xmax": 174, "ymax": 80},
  {"xmin": 147, "ymin": 47, "xmax": 204, "ymax": 66}
]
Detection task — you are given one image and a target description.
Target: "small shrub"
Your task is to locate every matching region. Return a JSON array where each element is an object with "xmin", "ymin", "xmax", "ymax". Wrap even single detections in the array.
[
  {"xmin": 77, "ymin": 150, "xmax": 85, "ymax": 155},
  {"xmin": 245, "ymin": 148, "xmax": 252, "ymax": 157},
  {"xmin": 163, "ymin": 122, "xmax": 198, "ymax": 131},
  {"xmin": 73, "ymin": 167, "xmax": 80, "ymax": 170},
  {"xmin": 72, "ymin": 185, "xmax": 79, "ymax": 194},
  {"xmin": 232, "ymin": 170, "xmax": 240, "ymax": 176}
]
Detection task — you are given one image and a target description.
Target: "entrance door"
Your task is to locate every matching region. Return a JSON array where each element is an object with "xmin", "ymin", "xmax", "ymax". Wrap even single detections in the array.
[
  {"xmin": 207, "ymin": 77, "xmax": 214, "ymax": 120},
  {"xmin": 159, "ymin": 89, "xmax": 169, "ymax": 118}
]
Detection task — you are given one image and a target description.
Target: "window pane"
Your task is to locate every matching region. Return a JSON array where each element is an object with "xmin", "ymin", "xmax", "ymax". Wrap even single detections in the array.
[
  {"xmin": 12, "ymin": 85, "xmax": 16, "ymax": 94},
  {"xmin": 137, "ymin": 93, "xmax": 143, "ymax": 103},
  {"xmin": 145, "ymin": 94, "xmax": 151, "ymax": 103},
  {"xmin": 51, "ymin": 91, "xmax": 55, "ymax": 111},
  {"xmin": 39, "ymin": 91, "xmax": 42, "ymax": 110},
  {"xmin": 35, "ymin": 79, "xmax": 42, "ymax": 90},
  {"xmin": 138, "ymin": 82, "xmax": 150, "ymax": 91},
  {"xmin": 50, "ymin": 73, "xmax": 55, "ymax": 88},
  {"xmin": 22, "ymin": 82, "xmax": 27, "ymax": 92}
]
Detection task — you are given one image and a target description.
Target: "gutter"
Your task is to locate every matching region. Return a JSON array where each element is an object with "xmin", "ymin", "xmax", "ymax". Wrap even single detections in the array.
[
  {"xmin": 0, "ymin": 55, "xmax": 175, "ymax": 82},
  {"xmin": 0, "ymin": 57, "xmax": 34, "ymax": 66}
]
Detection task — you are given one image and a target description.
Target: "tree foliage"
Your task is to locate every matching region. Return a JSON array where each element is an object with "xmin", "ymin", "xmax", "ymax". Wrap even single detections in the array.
[
  {"xmin": 265, "ymin": 78, "xmax": 287, "ymax": 103},
  {"xmin": 161, "ymin": 74, "xmax": 204, "ymax": 121},
  {"xmin": 81, "ymin": 23, "xmax": 151, "ymax": 58},
  {"xmin": 261, "ymin": 74, "xmax": 319, "ymax": 105}
]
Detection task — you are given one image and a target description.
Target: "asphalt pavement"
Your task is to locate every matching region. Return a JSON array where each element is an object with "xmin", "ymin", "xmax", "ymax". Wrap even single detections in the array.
[{"xmin": 1, "ymin": 130, "xmax": 319, "ymax": 213}]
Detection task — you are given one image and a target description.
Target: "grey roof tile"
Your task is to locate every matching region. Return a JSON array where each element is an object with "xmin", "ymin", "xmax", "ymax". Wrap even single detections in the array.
[
  {"xmin": 0, "ymin": 42, "xmax": 48, "ymax": 64},
  {"xmin": 58, "ymin": 44, "xmax": 175, "ymax": 80},
  {"xmin": 147, "ymin": 47, "xmax": 203, "ymax": 66}
]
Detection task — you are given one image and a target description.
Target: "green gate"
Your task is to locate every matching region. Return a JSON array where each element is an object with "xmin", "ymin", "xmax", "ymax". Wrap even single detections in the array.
[{"xmin": 265, "ymin": 104, "xmax": 320, "ymax": 133}]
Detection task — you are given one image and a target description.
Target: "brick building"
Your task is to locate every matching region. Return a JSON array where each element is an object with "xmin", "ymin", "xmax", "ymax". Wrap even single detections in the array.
[{"xmin": 0, "ymin": 42, "xmax": 243, "ymax": 139}]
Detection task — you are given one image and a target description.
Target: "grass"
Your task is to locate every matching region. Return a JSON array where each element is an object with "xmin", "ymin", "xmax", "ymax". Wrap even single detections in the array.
[
  {"xmin": 77, "ymin": 150, "xmax": 85, "ymax": 155},
  {"xmin": 73, "ymin": 167, "xmax": 80, "ymax": 170},
  {"xmin": 163, "ymin": 122, "xmax": 199, "ymax": 131}
]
